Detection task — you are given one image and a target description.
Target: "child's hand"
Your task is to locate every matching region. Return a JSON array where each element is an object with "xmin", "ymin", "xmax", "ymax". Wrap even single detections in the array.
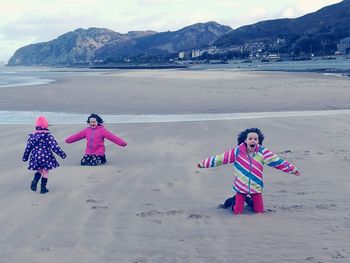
[
  {"xmin": 197, "ymin": 162, "xmax": 204, "ymax": 168},
  {"xmin": 292, "ymin": 168, "xmax": 300, "ymax": 176}
]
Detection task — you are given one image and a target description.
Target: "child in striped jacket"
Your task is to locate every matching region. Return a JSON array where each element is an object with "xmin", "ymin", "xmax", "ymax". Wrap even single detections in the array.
[{"xmin": 197, "ymin": 128, "xmax": 300, "ymax": 214}]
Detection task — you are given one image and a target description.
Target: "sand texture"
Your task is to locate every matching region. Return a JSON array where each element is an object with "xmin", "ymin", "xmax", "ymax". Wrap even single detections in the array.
[{"xmin": 0, "ymin": 69, "xmax": 349, "ymax": 262}]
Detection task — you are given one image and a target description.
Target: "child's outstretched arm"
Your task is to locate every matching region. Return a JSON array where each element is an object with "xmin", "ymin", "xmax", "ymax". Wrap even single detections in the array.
[
  {"xmin": 104, "ymin": 129, "xmax": 127, "ymax": 147},
  {"xmin": 48, "ymin": 135, "xmax": 66, "ymax": 159},
  {"xmin": 263, "ymin": 148, "xmax": 300, "ymax": 176},
  {"xmin": 198, "ymin": 148, "xmax": 236, "ymax": 168},
  {"xmin": 292, "ymin": 167, "xmax": 300, "ymax": 176},
  {"xmin": 65, "ymin": 129, "xmax": 87, "ymax": 144},
  {"xmin": 22, "ymin": 136, "xmax": 34, "ymax": 162}
]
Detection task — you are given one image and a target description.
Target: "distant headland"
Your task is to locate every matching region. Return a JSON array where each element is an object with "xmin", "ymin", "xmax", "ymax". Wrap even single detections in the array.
[{"xmin": 7, "ymin": 0, "xmax": 350, "ymax": 67}]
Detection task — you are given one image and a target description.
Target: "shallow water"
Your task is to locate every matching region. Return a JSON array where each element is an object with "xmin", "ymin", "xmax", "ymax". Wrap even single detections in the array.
[
  {"xmin": 1, "ymin": 57, "xmax": 349, "ymax": 88},
  {"xmin": 0, "ymin": 66, "xmax": 101, "ymax": 88},
  {"xmin": 1, "ymin": 109, "xmax": 349, "ymax": 124}
]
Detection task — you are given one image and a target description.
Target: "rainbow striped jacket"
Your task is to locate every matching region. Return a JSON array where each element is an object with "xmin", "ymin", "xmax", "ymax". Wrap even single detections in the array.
[{"xmin": 199, "ymin": 143, "xmax": 296, "ymax": 194}]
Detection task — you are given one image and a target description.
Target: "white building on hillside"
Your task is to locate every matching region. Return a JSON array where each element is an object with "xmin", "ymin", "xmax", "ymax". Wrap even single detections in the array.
[{"xmin": 337, "ymin": 37, "xmax": 350, "ymax": 54}]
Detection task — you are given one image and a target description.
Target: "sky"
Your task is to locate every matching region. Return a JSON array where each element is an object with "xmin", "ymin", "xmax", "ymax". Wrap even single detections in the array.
[{"xmin": 0, "ymin": 0, "xmax": 342, "ymax": 62}]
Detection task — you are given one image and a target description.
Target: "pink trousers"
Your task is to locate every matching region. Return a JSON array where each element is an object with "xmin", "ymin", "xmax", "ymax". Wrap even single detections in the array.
[
  {"xmin": 38, "ymin": 169, "xmax": 49, "ymax": 178},
  {"xmin": 233, "ymin": 192, "xmax": 264, "ymax": 214}
]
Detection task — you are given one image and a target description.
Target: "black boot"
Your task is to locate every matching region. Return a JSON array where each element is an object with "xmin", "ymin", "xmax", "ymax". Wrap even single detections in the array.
[
  {"xmin": 245, "ymin": 196, "xmax": 254, "ymax": 210},
  {"xmin": 30, "ymin": 172, "xmax": 41, "ymax": 191},
  {"xmin": 217, "ymin": 196, "xmax": 236, "ymax": 209},
  {"xmin": 40, "ymin": 177, "xmax": 49, "ymax": 194}
]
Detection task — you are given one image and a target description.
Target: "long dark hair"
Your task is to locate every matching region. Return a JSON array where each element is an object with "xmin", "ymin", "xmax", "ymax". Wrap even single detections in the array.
[
  {"xmin": 87, "ymin": 113, "xmax": 104, "ymax": 125},
  {"xmin": 237, "ymin": 128, "xmax": 264, "ymax": 145}
]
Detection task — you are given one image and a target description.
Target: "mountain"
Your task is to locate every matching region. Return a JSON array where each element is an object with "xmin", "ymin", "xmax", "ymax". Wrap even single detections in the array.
[
  {"xmin": 8, "ymin": 0, "xmax": 349, "ymax": 66},
  {"xmin": 214, "ymin": 0, "xmax": 350, "ymax": 54},
  {"xmin": 7, "ymin": 28, "xmax": 157, "ymax": 66},
  {"xmin": 95, "ymin": 21, "xmax": 232, "ymax": 59},
  {"xmin": 8, "ymin": 22, "xmax": 232, "ymax": 66}
]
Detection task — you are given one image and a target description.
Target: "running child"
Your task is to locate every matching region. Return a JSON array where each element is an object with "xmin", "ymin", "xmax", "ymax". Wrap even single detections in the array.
[{"xmin": 23, "ymin": 116, "xmax": 66, "ymax": 194}]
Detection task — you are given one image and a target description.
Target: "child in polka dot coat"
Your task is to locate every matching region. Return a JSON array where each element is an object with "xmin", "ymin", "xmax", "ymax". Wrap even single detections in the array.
[{"xmin": 22, "ymin": 116, "xmax": 66, "ymax": 194}]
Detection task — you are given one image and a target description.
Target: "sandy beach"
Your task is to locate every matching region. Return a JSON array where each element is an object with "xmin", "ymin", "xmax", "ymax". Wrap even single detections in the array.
[
  {"xmin": 0, "ymin": 69, "xmax": 349, "ymax": 263},
  {"xmin": 0, "ymin": 69, "xmax": 349, "ymax": 114}
]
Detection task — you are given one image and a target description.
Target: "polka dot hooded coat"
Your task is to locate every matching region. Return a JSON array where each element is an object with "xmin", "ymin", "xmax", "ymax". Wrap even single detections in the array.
[{"xmin": 22, "ymin": 130, "xmax": 66, "ymax": 170}]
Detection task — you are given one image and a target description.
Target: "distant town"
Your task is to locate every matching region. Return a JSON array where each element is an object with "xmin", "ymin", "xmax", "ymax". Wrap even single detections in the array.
[{"xmin": 100, "ymin": 37, "xmax": 350, "ymax": 65}]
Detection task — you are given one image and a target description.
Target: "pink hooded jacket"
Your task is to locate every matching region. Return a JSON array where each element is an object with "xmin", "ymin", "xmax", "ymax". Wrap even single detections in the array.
[{"xmin": 65, "ymin": 125, "xmax": 127, "ymax": 155}]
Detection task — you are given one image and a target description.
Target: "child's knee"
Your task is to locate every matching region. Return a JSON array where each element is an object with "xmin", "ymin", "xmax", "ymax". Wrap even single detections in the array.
[
  {"xmin": 233, "ymin": 193, "xmax": 246, "ymax": 214},
  {"xmin": 251, "ymin": 193, "xmax": 264, "ymax": 213}
]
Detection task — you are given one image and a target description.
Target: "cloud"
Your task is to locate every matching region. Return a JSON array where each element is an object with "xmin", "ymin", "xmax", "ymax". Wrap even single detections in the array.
[
  {"xmin": 280, "ymin": 6, "xmax": 297, "ymax": 18},
  {"xmin": 0, "ymin": 0, "xmax": 343, "ymax": 62},
  {"xmin": 137, "ymin": 0, "xmax": 186, "ymax": 5},
  {"xmin": 297, "ymin": 0, "xmax": 341, "ymax": 13}
]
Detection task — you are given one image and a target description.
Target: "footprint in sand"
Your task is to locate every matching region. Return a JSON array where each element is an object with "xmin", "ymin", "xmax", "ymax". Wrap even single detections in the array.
[
  {"xmin": 296, "ymin": 192, "xmax": 307, "ymax": 195},
  {"xmin": 152, "ymin": 220, "xmax": 162, "ymax": 224},
  {"xmin": 188, "ymin": 213, "xmax": 210, "ymax": 219},
  {"xmin": 136, "ymin": 210, "xmax": 164, "ymax": 217},
  {"xmin": 315, "ymin": 204, "xmax": 337, "ymax": 209},
  {"xmin": 266, "ymin": 208, "xmax": 277, "ymax": 212},
  {"xmin": 332, "ymin": 251, "xmax": 345, "ymax": 259},
  {"xmin": 278, "ymin": 150, "xmax": 292, "ymax": 154},
  {"xmin": 136, "ymin": 209, "xmax": 185, "ymax": 218},
  {"xmin": 134, "ymin": 257, "xmax": 148, "ymax": 263},
  {"xmin": 91, "ymin": 205, "xmax": 109, "ymax": 209},
  {"xmin": 276, "ymin": 204, "xmax": 304, "ymax": 212},
  {"xmin": 166, "ymin": 210, "xmax": 183, "ymax": 215},
  {"xmin": 86, "ymin": 198, "xmax": 100, "ymax": 203},
  {"xmin": 188, "ymin": 214, "xmax": 202, "ymax": 219},
  {"xmin": 328, "ymin": 225, "xmax": 340, "ymax": 233}
]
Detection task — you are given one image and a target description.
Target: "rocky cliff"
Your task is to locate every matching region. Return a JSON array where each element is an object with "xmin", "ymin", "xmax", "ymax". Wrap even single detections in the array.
[
  {"xmin": 8, "ymin": 22, "xmax": 231, "ymax": 66},
  {"xmin": 8, "ymin": 28, "xmax": 157, "ymax": 66}
]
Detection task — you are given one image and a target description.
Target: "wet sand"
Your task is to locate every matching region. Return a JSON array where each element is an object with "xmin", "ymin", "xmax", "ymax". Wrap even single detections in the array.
[{"xmin": 0, "ymin": 69, "xmax": 349, "ymax": 114}]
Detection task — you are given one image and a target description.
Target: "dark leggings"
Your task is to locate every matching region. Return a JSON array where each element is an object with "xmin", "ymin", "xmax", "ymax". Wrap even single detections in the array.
[{"xmin": 80, "ymin": 154, "xmax": 107, "ymax": 166}]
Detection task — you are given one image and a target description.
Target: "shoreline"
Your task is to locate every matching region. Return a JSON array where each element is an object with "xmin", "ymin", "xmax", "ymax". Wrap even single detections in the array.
[
  {"xmin": 1, "ymin": 108, "xmax": 350, "ymax": 124},
  {"xmin": 2, "ymin": 57, "xmax": 350, "ymax": 88},
  {"xmin": 2, "ymin": 69, "xmax": 349, "ymax": 115}
]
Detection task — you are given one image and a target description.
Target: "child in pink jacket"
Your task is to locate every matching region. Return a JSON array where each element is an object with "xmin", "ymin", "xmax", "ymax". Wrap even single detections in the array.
[{"xmin": 65, "ymin": 113, "xmax": 127, "ymax": 166}]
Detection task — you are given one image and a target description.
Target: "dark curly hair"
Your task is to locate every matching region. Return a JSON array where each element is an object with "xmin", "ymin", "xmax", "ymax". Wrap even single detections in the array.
[
  {"xmin": 87, "ymin": 113, "xmax": 104, "ymax": 125},
  {"xmin": 237, "ymin": 128, "xmax": 264, "ymax": 145}
]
